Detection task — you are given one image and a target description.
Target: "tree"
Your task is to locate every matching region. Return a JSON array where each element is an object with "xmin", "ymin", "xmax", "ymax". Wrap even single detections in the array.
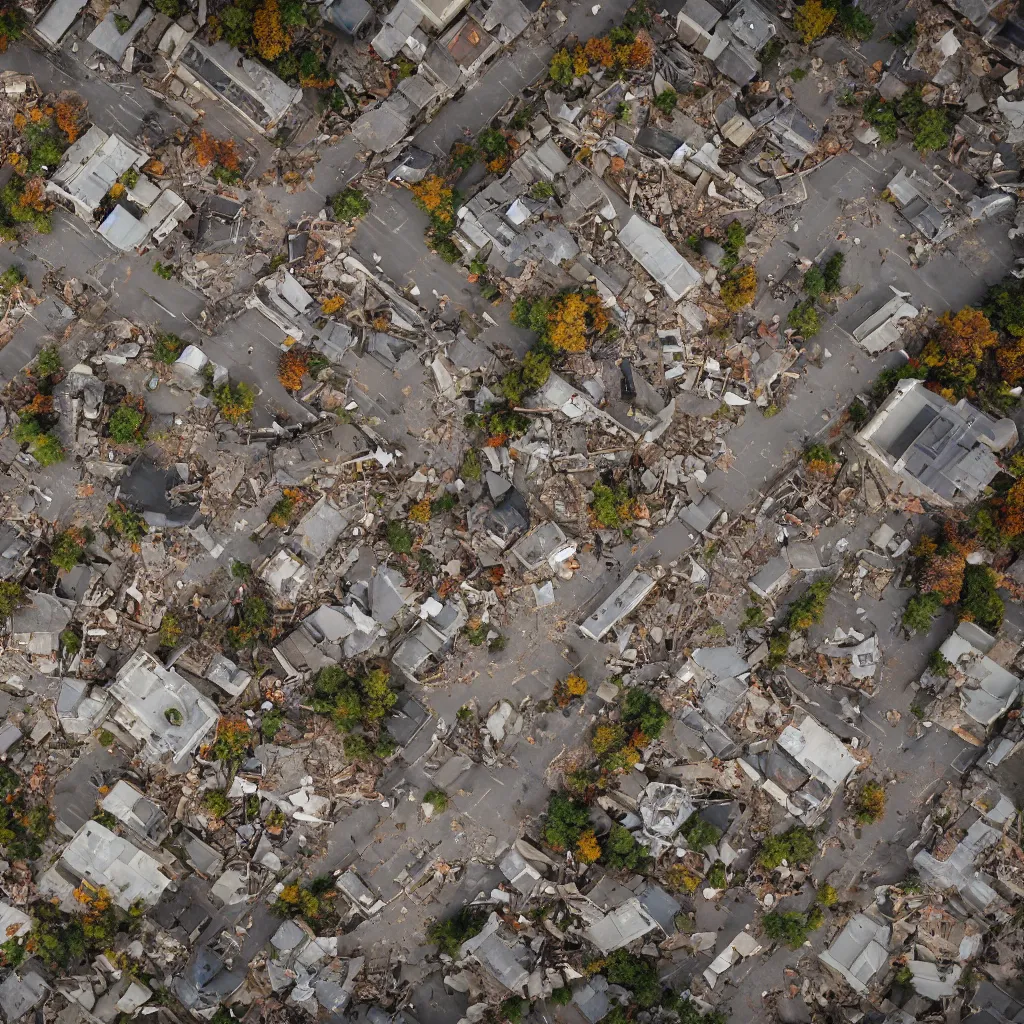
[
  {"xmin": 720, "ymin": 265, "xmax": 757, "ymax": 311},
  {"xmin": 0, "ymin": 0, "xmax": 27, "ymax": 51},
  {"xmin": 862, "ymin": 94, "xmax": 899, "ymax": 143},
  {"xmin": 794, "ymin": 0, "xmax": 835, "ymax": 42},
  {"xmin": 680, "ymin": 813, "xmax": 721, "ymax": 850},
  {"xmin": 427, "ymin": 907, "xmax": 485, "ymax": 958},
  {"xmin": 330, "ymin": 187, "xmax": 370, "ymax": 222},
  {"xmin": 788, "ymin": 299, "xmax": 821, "ymax": 338},
  {"xmin": 603, "ymin": 950, "xmax": 660, "ymax": 1008},
  {"xmin": 985, "ymin": 277, "xmax": 1024, "ymax": 339},
  {"xmin": 549, "ymin": 48, "xmax": 575, "ymax": 86},
  {"xmin": 603, "ymin": 823, "xmax": 649, "ymax": 870},
  {"xmin": 803, "ymin": 266, "xmax": 826, "ymax": 299},
  {"xmin": 544, "ymin": 792, "xmax": 590, "ymax": 852},
  {"xmin": 253, "ymin": 0, "xmax": 291, "ymax": 60},
  {"xmin": 521, "ymin": 349, "xmax": 552, "ymax": 390},
  {"xmin": 361, "ymin": 668, "xmax": 397, "ymax": 720},
  {"xmin": 576, "ymin": 829, "xmax": 601, "ymax": 863},
  {"xmin": 653, "ymin": 88, "xmax": 678, "ymax": 115},
  {"xmin": 913, "ymin": 108, "xmax": 950, "ymax": 154},
  {"xmin": 212, "ymin": 380, "xmax": 256, "ymax": 423},
  {"xmin": 36, "ymin": 345, "xmax": 62, "ymax": 377},
  {"xmin": 959, "ymin": 564, "xmax": 1003, "ymax": 631},
  {"xmin": 902, "ymin": 592, "xmax": 942, "ymax": 633},
  {"xmin": 424, "ymin": 788, "xmax": 449, "ymax": 812},
  {"xmin": 277, "ymin": 349, "xmax": 308, "ymax": 392},
  {"xmin": 757, "ymin": 827, "xmax": 817, "ymax": 868},
  {"xmin": 153, "ymin": 332, "xmax": 183, "ymax": 364},
  {"xmin": 762, "ymin": 909, "xmax": 823, "ymax": 947},
  {"xmin": 852, "ymin": 779, "xmax": 886, "ymax": 824},
  {"xmin": 936, "ymin": 306, "xmax": 996, "ymax": 365},
  {"xmin": 621, "ymin": 687, "xmax": 668, "ymax": 739},
  {"xmin": 823, "ymin": 251, "xmax": 845, "ymax": 293},
  {"xmin": 31, "ymin": 433, "xmax": 65, "ymax": 466},
  {"xmin": 0, "ymin": 582, "xmax": 23, "ymax": 618},
  {"xmin": 920, "ymin": 551, "xmax": 966, "ymax": 605}
]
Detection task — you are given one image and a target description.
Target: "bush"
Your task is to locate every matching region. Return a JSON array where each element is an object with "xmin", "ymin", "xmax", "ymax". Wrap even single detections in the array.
[
  {"xmin": 913, "ymin": 108, "xmax": 950, "ymax": 154},
  {"xmin": 152, "ymin": 261, "xmax": 174, "ymax": 279},
  {"xmin": 31, "ymin": 433, "xmax": 65, "ymax": 466},
  {"xmin": 0, "ymin": 582, "xmax": 23, "ymax": 619},
  {"xmin": 60, "ymin": 628, "xmax": 80, "ymax": 656},
  {"xmin": 461, "ymin": 448, "xmax": 482, "ymax": 481},
  {"xmin": 928, "ymin": 648, "xmax": 951, "ymax": 677},
  {"xmin": 330, "ymin": 187, "xmax": 370, "ymax": 222},
  {"xmin": 823, "ymin": 251, "xmax": 845, "ymax": 293},
  {"xmin": 706, "ymin": 861, "xmax": 728, "ymax": 889},
  {"xmin": 159, "ymin": 613, "xmax": 183, "ymax": 649},
  {"xmin": 550, "ymin": 48, "xmax": 575, "ymax": 86},
  {"xmin": 261, "ymin": 709, "xmax": 284, "ymax": 741},
  {"xmin": 591, "ymin": 481, "xmax": 631, "ymax": 528},
  {"xmin": 863, "ymin": 94, "xmax": 900, "ymax": 142},
  {"xmin": 788, "ymin": 299, "xmax": 821, "ymax": 338},
  {"xmin": 758, "ymin": 827, "xmax": 817, "ymax": 869},
  {"xmin": 427, "ymin": 907, "xmax": 485, "ymax": 958},
  {"xmin": 817, "ymin": 883, "xmax": 839, "ymax": 906},
  {"xmin": 500, "ymin": 997, "xmax": 528, "ymax": 1024},
  {"xmin": 959, "ymin": 563, "xmax": 1003, "ymax": 631},
  {"xmin": 847, "ymin": 399, "xmax": 869, "ymax": 427},
  {"xmin": 544, "ymin": 792, "xmax": 590, "ymax": 852},
  {"xmin": 164, "ymin": 707, "xmax": 183, "ymax": 726},
  {"xmin": 837, "ymin": 1, "xmax": 874, "ymax": 39},
  {"xmin": 803, "ymin": 266, "xmax": 826, "ymax": 299},
  {"xmin": 852, "ymin": 779, "xmax": 886, "ymax": 824},
  {"xmin": 621, "ymin": 687, "xmax": 668, "ymax": 739},
  {"xmin": 521, "ymin": 348, "xmax": 552, "ymax": 390},
  {"xmin": 902, "ymin": 592, "xmax": 942, "ymax": 633},
  {"xmin": 551, "ymin": 987, "xmax": 573, "ymax": 1006}
]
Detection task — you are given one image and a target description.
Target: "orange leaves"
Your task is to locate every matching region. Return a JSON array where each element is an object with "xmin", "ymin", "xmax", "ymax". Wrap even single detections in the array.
[
  {"xmin": 20, "ymin": 177, "xmax": 50, "ymax": 213},
  {"xmin": 55, "ymin": 100, "xmax": 85, "ymax": 143},
  {"xmin": 193, "ymin": 130, "xmax": 240, "ymax": 171},
  {"xmin": 576, "ymin": 829, "xmax": 601, "ymax": 863},
  {"xmin": 277, "ymin": 348, "xmax": 308, "ymax": 392},
  {"xmin": 253, "ymin": 0, "xmax": 291, "ymax": 61},
  {"xmin": 584, "ymin": 36, "xmax": 615, "ymax": 67},
  {"xmin": 321, "ymin": 295, "xmax": 345, "ymax": 315},
  {"xmin": 410, "ymin": 175, "xmax": 453, "ymax": 219},
  {"xmin": 627, "ymin": 35, "xmax": 653, "ymax": 67},
  {"xmin": 936, "ymin": 307, "xmax": 997, "ymax": 361}
]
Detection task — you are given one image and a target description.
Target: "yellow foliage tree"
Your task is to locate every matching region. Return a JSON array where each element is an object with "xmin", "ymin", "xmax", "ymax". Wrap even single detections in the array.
[
  {"xmin": 253, "ymin": 0, "xmax": 291, "ymax": 61},
  {"xmin": 277, "ymin": 349, "xmax": 308, "ymax": 392},
  {"xmin": 565, "ymin": 674, "xmax": 588, "ymax": 697},
  {"xmin": 408, "ymin": 497, "xmax": 432, "ymax": 523},
  {"xmin": 576, "ymin": 830, "xmax": 601, "ymax": 864},
  {"xmin": 794, "ymin": 0, "xmax": 835, "ymax": 43},
  {"xmin": 720, "ymin": 265, "xmax": 757, "ymax": 311}
]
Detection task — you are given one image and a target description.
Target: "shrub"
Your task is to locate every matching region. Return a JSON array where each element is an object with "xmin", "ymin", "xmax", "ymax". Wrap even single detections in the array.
[
  {"xmin": 461, "ymin": 448, "xmax": 482, "ymax": 481},
  {"xmin": 720, "ymin": 265, "xmax": 757, "ymax": 311},
  {"xmin": 794, "ymin": 0, "xmax": 835, "ymax": 42},
  {"xmin": 576, "ymin": 829, "xmax": 601, "ymax": 863},
  {"xmin": 786, "ymin": 577, "xmax": 833, "ymax": 631},
  {"xmin": 903, "ymin": 593, "xmax": 944, "ymax": 634},
  {"xmin": 31, "ymin": 433, "xmax": 65, "ymax": 466},
  {"xmin": 550, "ymin": 48, "xmax": 575, "ymax": 86},
  {"xmin": 665, "ymin": 863, "xmax": 702, "ymax": 893},
  {"xmin": 164, "ymin": 707, "xmax": 183, "ymax": 726},
  {"xmin": 788, "ymin": 299, "xmax": 821, "ymax": 338},
  {"xmin": 551, "ymin": 987, "xmax": 573, "ymax": 1006},
  {"xmin": 847, "ymin": 399, "xmax": 869, "ymax": 427},
  {"xmin": 603, "ymin": 950, "xmax": 660, "ymax": 1008},
  {"xmin": 530, "ymin": 180, "xmax": 556, "ymax": 200},
  {"xmin": 212, "ymin": 380, "xmax": 256, "ymax": 423},
  {"xmin": 108, "ymin": 401, "xmax": 147, "ymax": 445},
  {"xmin": 60, "ymin": 628, "xmax": 80, "ymax": 656},
  {"xmin": 500, "ymin": 997, "xmax": 528, "ymax": 1024},
  {"xmin": 105, "ymin": 501, "xmax": 148, "ymax": 543},
  {"xmin": 823, "ymin": 251, "xmax": 845, "ymax": 293},
  {"xmin": 330, "ymin": 187, "xmax": 370, "ymax": 222},
  {"xmin": 803, "ymin": 266, "xmax": 826, "ymax": 299},
  {"xmin": 521, "ymin": 348, "xmax": 552, "ymax": 390},
  {"xmin": 427, "ymin": 907, "xmax": 485, "ymax": 958},
  {"xmin": 928, "ymin": 648, "xmax": 951, "ymax": 677},
  {"xmin": 424, "ymin": 788, "xmax": 449, "ymax": 813},
  {"xmin": 790, "ymin": 67, "xmax": 808, "ymax": 81},
  {"xmin": 765, "ymin": 630, "xmax": 791, "ymax": 667},
  {"xmin": 863, "ymin": 94, "xmax": 899, "ymax": 142},
  {"xmin": 204, "ymin": 790, "xmax": 232, "ymax": 818},
  {"xmin": 758, "ymin": 827, "xmax": 817, "ymax": 869},
  {"xmin": 621, "ymin": 687, "xmax": 668, "ymax": 739},
  {"xmin": 0, "ymin": 582, "xmax": 23, "ymax": 619},
  {"xmin": 959, "ymin": 563, "xmax": 1003, "ymax": 631},
  {"xmin": 261, "ymin": 709, "xmax": 284, "ymax": 741},
  {"xmin": 51, "ymin": 529, "xmax": 86, "ymax": 571},
  {"xmin": 817, "ymin": 883, "xmax": 839, "ymax": 906},
  {"xmin": 36, "ymin": 345, "xmax": 62, "ymax": 377},
  {"xmin": 152, "ymin": 261, "xmax": 174, "ymax": 279},
  {"xmin": 544, "ymin": 792, "xmax": 590, "ymax": 852},
  {"xmin": 852, "ymin": 779, "xmax": 886, "ymax": 824},
  {"xmin": 913, "ymin": 108, "xmax": 950, "ymax": 154},
  {"xmin": 590, "ymin": 481, "xmax": 632, "ymax": 528},
  {"xmin": 763, "ymin": 909, "xmax": 823, "ymax": 947},
  {"xmin": 653, "ymin": 88, "xmax": 678, "ymax": 115},
  {"xmin": 837, "ymin": 2, "xmax": 874, "ymax": 39},
  {"xmin": 153, "ymin": 332, "xmax": 183, "ymax": 364},
  {"xmin": 386, "ymin": 520, "xmax": 413, "ymax": 554},
  {"xmin": 159, "ymin": 614, "xmax": 183, "ymax": 649},
  {"xmin": 706, "ymin": 861, "xmax": 728, "ymax": 889}
]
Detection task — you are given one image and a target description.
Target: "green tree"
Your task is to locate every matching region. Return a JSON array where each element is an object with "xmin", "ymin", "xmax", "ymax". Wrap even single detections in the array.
[
  {"xmin": 603, "ymin": 823, "xmax": 649, "ymax": 871},
  {"xmin": 788, "ymin": 299, "xmax": 821, "ymax": 338},
  {"xmin": 108, "ymin": 402, "xmax": 146, "ymax": 445},
  {"xmin": 544, "ymin": 792, "xmax": 590, "ymax": 852},
  {"xmin": 984, "ymin": 277, "xmax": 1024, "ymax": 338},
  {"xmin": 621, "ymin": 687, "xmax": 668, "ymax": 738},
  {"xmin": 0, "ymin": 582, "xmax": 23, "ymax": 618},
  {"xmin": 653, "ymin": 89, "xmax": 678, "ymax": 115},
  {"xmin": 30, "ymin": 433, "xmax": 65, "ymax": 467},
  {"xmin": 902, "ymin": 592, "xmax": 941, "ymax": 633},
  {"xmin": 862, "ymin": 94, "xmax": 899, "ymax": 143},
  {"xmin": 603, "ymin": 950, "xmax": 660, "ymax": 1008},
  {"xmin": 361, "ymin": 667, "xmax": 397, "ymax": 720},
  {"xmin": 105, "ymin": 501, "xmax": 148, "ymax": 542},
  {"xmin": 51, "ymin": 530, "xmax": 86, "ymax": 571},
  {"xmin": 757, "ymin": 827, "xmax": 817, "ymax": 869},
  {"xmin": 959, "ymin": 564, "xmax": 1003, "ymax": 631},
  {"xmin": 427, "ymin": 907, "xmax": 485, "ymax": 958}
]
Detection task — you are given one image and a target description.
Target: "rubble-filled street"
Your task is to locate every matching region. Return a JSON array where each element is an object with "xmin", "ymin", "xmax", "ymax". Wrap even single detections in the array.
[{"xmin": 0, "ymin": 2, "xmax": 1024, "ymax": 1024}]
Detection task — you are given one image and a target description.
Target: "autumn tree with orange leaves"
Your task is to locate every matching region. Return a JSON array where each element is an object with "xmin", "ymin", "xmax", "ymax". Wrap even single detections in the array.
[
  {"xmin": 277, "ymin": 348, "xmax": 308, "ymax": 392},
  {"xmin": 253, "ymin": 0, "xmax": 291, "ymax": 61}
]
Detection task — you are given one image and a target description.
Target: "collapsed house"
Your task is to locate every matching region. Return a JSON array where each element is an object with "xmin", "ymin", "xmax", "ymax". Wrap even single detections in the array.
[{"xmin": 856, "ymin": 379, "xmax": 1018, "ymax": 507}]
